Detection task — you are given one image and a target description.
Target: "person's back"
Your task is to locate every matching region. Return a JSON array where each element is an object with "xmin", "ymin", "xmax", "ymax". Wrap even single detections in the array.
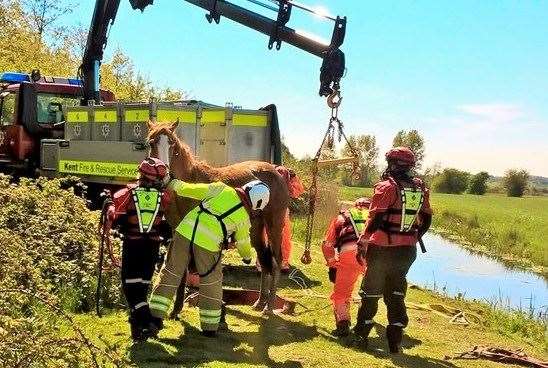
[
  {"xmin": 354, "ymin": 147, "xmax": 432, "ymax": 353},
  {"xmin": 150, "ymin": 179, "xmax": 270, "ymax": 337}
]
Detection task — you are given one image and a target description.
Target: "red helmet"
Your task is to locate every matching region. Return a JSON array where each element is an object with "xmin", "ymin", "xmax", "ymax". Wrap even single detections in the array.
[
  {"xmin": 138, "ymin": 157, "xmax": 168, "ymax": 181},
  {"xmin": 386, "ymin": 147, "xmax": 416, "ymax": 166},
  {"xmin": 354, "ymin": 197, "xmax": 370, "ymax": 209}
]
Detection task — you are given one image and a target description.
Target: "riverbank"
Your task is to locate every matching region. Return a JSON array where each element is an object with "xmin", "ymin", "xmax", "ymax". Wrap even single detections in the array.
[
  {"xmin": 339, "ymin": 186, "xmax": 548, "ymax": 278},
  {"xmin": 72, "ymin": 243, "xmax": 546, "ymax": 367}
]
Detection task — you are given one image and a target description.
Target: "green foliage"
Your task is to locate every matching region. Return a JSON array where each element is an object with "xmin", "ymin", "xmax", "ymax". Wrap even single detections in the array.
[
  {"xmin": 0, "ymin": 175, "xmax": 125, "ymax": 367},
  {"xmin": 392, "ymin": 129, "xmax": 425, "ymax": 170},
  {"xmin": 503, "ymin": 169, "xmax": 530, "ymax": 197},
  {"xmin": 340, "ymin": 134, "xmax": 379, "ymax": 187},
  {"xmin": 432, "ymin": 168, "xmax": 471, "ymax": 194},
  {"xmin": 0, "ymin": 0, "xmax": 185, "ymax": 102},
  {"xmin": 468, "ymin": 171, "xmax": 490, "ymax": 195}
]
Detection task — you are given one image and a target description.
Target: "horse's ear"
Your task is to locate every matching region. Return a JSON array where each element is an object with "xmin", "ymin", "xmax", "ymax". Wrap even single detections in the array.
[{"xmin": 169, "ymin": 121, "xmax": 179, "ymax": 133}]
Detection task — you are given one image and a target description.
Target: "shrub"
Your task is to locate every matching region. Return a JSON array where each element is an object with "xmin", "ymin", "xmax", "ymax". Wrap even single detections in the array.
[
  {"xmin": 0, "ymin": 175, "xmax": 125, "ymax": 367},
  {"xmin": 432, "ymin": 168, "xmax": 470, "ymax": 194},
  {"xmin": 468, "ymin": 171, "xmax": 490, "ymax": 195},
  {"xmin": 503, "ymin": 169, "xmax": 530, "ymax": 197}
]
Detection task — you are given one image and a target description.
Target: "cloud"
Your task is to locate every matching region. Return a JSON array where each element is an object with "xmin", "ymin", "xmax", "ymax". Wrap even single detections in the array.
[{"xmin": 458, "ymin": 103, "xmax": 524, "ymax": 124}]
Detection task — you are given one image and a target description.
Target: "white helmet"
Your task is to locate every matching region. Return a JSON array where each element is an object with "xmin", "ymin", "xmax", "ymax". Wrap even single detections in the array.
[{"xmin": 243, "ymin": 180, "xmax": 270, "ymax": 211}]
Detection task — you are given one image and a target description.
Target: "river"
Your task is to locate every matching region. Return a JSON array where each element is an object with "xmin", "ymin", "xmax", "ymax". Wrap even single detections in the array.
[{"xmin": 408, "ymin": 233, "xmax": 548, "ymax": 317}]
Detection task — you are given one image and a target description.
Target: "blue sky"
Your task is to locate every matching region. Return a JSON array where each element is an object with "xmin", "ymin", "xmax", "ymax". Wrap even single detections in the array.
[{"xmin": 69, "ymin": 1, "xmax": 548, "ymax": 176}]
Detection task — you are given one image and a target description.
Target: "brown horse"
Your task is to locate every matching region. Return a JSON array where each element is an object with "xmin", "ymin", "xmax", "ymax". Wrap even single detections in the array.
[{"xmin": 147, "ymin": 121, "xmax": 290, "ymax": 314}]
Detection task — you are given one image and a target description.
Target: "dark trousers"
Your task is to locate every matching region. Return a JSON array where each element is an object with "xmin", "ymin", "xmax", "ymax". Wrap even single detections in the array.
[
  {"xmin": 121, "ymin": 238, "xmax": 160, "ymax": 325},
  {"xmin": 356, "ymin": 245, "xmax": 416, "ymax": 334}
]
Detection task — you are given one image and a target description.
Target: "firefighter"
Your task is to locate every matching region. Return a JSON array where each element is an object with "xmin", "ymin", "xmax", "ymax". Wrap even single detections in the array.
[
  {"xmin": 322, "ymin": 197, "xmax": 369, "ymax": 337},
  {"xmin": 149, "ymin": 179, "xmax": 270, "ymax": 337},
  {"xmin": 354, "ymin": 147, "xmax": 432, "ymax": 353},
  {"xmin": 104, "ymin": 157, "xmax": 171, "ymax": 341}
]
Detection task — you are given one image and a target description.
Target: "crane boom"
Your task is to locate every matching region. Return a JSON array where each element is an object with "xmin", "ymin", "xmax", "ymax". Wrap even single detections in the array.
[{"xmin": 80, "ymin": 0, "xmax": 346, "ymax": 104}]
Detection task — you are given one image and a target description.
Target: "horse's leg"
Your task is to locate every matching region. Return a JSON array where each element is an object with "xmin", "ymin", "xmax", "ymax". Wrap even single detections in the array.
[
  {"xmin": 250, "ymin": 218, "xmax": 270, "ymax": 311},
  {"xmin": 263, "ymin": 210, "xmax": 284, "ymax": 314}
]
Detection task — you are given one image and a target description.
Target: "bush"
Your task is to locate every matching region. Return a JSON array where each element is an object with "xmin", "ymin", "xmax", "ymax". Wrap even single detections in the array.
[
  {"xmin": 0, "ymin": 175, "xmax": 125, "ymax": 367},
  {"xmin": 503, "ymin": 169, "xmax": 530, "ymax": 197},
  {"xmin": 468, "ymin": 171, "xmax": 490, "ymax": 195},
  {"xmin": 432, "ymin": 168, "xmax": 470, "ymax": 194}
]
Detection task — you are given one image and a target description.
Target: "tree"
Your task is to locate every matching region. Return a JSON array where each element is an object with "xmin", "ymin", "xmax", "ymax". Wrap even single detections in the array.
[
  {"xmin": 340, "ymin": 134, "xmax": 379, "ymax": 186},
  {"xmin": 22, "ymin": 0, "xmax": 73, "ymax": 40},
  {"xmin": 503, "ymin": 169, "xmax": 529, "ymax": 197},
  {"xmin": 432, "ymin": 168, "xmax": 470, "ymax": 194},
  {"xmin": 392, "ymin": 129, "xmax": 425, "ymax": 170},
  {"xmin": 468, "ymin": 171, "xmax": 490, "ymax": 195}
]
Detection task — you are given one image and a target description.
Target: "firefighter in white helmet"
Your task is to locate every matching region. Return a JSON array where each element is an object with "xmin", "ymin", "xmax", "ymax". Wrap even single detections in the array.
[{"xmin": 149, "ymin": 179, "xmax": 270, "ymax": 337}]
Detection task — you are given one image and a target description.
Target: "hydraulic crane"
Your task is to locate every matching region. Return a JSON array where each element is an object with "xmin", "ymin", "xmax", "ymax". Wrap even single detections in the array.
[{"xmin": 79, "ymin": 0, "xmax": 346, "ymax": 104}]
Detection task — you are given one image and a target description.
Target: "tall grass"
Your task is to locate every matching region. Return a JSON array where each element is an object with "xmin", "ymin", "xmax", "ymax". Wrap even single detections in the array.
[{"xmin": 339, "ymin": 186, "xmax": 548, "ymax": 275}]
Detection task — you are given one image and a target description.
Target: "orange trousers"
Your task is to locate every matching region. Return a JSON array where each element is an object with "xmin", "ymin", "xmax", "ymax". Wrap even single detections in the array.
[{"xmin": 330, "ymin": 245, "xmax": 365, "ymax": 323}]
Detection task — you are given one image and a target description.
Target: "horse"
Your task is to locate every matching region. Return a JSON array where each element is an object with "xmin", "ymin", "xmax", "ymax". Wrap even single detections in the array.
[{"xmin": 147, "ymin": 121, "xmax": 291, "ymax": 314}]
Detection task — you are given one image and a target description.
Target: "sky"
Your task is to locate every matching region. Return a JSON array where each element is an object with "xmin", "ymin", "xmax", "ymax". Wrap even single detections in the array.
[{"xmin": 68, "ymin": 1, "xmax": 548, "ymax": 176}]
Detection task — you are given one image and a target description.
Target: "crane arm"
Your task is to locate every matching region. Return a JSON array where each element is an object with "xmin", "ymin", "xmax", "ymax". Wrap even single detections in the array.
[{"xmin": 80, "ymin": 0, "xmax": 346, "ymax": 104}]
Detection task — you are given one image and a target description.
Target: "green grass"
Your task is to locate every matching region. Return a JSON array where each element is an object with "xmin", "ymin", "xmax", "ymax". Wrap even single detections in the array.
[
  {"xmin": 339, "ymin": 186, "xmax": 548, "ymax": 275},
  {"xmin": 71, "ymin": 235, "xmax": 546, "ymax": 368}
]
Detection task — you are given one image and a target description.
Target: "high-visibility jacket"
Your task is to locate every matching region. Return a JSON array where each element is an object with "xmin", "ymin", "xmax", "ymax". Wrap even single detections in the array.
[
  {"xmin": 169, "ymin": 179, "xmax": 252, "ymax": 260},
  {"xmin": 109, "ymin": 183, "xmax": 170, "ymax": 241},
  {"xmin": 336, "ymin": 207, "xmax": 368, "ymax": 249},
  {"xmin": 366, "ymin": 176, "xmax": 431, "ymax": 246}
]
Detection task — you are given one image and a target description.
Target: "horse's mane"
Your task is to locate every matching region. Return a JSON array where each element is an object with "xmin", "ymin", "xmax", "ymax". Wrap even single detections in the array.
[{"xmin": 147, "ymin": 122, "xmax": 214, "ymax": 172}]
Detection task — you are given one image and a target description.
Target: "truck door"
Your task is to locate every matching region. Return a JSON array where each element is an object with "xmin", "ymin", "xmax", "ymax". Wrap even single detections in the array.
[{"xmin": 0, "ymin": 91, "xmax": 16, "ymax": 159}]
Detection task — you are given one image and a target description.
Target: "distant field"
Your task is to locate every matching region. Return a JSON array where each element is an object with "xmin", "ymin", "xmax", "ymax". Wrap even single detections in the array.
[{"xmin": 338, "ymin": 186, "xmax": 548, "ymax": 275}]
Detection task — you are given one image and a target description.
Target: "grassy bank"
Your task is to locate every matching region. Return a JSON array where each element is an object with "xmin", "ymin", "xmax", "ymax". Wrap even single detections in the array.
[
  {"xmin": 339, "ymin": 186, "xmax": 548, "ymax": 276},
  {"xmin": 73, "ymin": 238, "xmax": 546, "ymax": 368}
]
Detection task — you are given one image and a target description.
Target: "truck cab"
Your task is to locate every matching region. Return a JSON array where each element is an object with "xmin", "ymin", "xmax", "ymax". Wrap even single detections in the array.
[{"xmin": 0, "ymin": 72, "xmax": 114, "ymax": 174}]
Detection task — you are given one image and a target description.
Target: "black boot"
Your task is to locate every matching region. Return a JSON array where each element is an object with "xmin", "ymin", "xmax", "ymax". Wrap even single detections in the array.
[
  {"xmin": 386, "ymin": 325, "xmax": 403, "ymax": 353},
  {"xmin": 202, "ymin": 330, "xmax": 217, "ymax": 338},
  {"xmin": 332, "ymin": 320, "xmax": 350, "ymax": 337}
]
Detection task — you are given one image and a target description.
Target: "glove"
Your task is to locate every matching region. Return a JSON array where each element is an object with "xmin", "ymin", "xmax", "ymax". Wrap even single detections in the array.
[
  {"xmin": 328, "ymin": 267, "xmax": 337, "ymax": 283},
  {"xmin": 242, "ymin": 258, "xmax": 252, "ymax": 265}
]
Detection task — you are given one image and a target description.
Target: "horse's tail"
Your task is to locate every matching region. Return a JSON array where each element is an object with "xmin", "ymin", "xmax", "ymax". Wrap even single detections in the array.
[
  {"xmin": 257, "ymin": 232, "xmax": 274, "ymax": 274},
  {"xmin": 275, "ymin": 165, "xmax": 305, "ymax": 199}
]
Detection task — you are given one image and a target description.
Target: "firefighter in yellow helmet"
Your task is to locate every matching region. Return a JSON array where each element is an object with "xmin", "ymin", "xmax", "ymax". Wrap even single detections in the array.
[{"xmin": 149, "ymin": 179, "xmax": 270, "ymax": 337}]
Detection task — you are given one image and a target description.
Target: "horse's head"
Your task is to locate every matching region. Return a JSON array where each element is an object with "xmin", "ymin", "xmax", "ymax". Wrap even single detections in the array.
[{"xmin": 146, "ymin": 120, "xmax": 191, "ymax": 179}]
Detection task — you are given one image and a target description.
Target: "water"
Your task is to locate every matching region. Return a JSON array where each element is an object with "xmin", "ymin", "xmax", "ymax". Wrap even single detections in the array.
[{"xmin": 408, "ymin": 233, "xmax": 548, "ymax": 315}]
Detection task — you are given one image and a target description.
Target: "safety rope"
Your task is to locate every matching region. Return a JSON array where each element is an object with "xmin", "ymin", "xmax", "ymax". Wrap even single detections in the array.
[
  {"xmin": 300, "ymin": 91, "xmax": 360, "ymax": 264},
  {"xmin": 96, "ymin": 194, "xmax": 120, "ymax": 317}
]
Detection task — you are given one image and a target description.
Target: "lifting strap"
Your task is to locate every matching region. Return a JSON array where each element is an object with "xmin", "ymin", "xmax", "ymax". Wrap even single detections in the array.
[
  {"xmin": 189, "ymin": 201, "xmax": 244, "ymax": 278},
  {"xmin": 301, "ymin": 91, "xmax": 360, "ymax": 264}
]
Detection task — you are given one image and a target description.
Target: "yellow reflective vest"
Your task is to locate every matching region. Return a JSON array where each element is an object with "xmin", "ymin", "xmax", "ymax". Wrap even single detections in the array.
[{"xmin": 169, "ymin": 179, "xmax": 252, "ymax": 260}]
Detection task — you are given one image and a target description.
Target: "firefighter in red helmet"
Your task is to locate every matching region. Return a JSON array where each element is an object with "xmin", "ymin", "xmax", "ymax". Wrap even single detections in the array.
[
  {"xmin": 322, "ymin": 197, "xmax": 369, "ymax": 337},
  {"xmin": 354, "ymin": 147, "xmax": 433, "ymax": 353},
  {"xmin": 104, "ymin": 157, "xmax": 171, "ymax": 341}
]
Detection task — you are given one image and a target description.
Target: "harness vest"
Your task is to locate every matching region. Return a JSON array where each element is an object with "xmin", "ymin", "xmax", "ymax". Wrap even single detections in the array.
[
  {"xmin": 176, "ymin": 185, "xmax": 250, "ymax": 253},
  {"xmin": 120, "ymin": 186, "xmax": 165, "ymax": 240},
  {"xmin": 336, "ymin": 207, "xmax": 368, "ymax": 249},
  {"xmin": 380, "ymin": 177, "xmax": 425, "ymax": 242}
]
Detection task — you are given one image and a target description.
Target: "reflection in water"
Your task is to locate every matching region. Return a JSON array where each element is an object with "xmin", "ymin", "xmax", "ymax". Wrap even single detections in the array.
[{"xmin": 408, "ymin": 233, "xmax": 548, "ymax": 314}]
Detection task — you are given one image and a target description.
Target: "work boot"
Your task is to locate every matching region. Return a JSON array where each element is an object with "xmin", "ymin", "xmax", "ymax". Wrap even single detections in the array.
[
  {"xmin": 353, "ymin": 323, "xmax": 373, "ymax": 337},
  {"xmin": 331, "ymin": 320, "xmax": 350, "ymax": 337},
  {"xmin": 386, "ymin": 325, "xmax": 403, "ymax": 353},
  {"xmin": 202, "ymin": 330, "xmax": 217, "ymax": 338}
]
